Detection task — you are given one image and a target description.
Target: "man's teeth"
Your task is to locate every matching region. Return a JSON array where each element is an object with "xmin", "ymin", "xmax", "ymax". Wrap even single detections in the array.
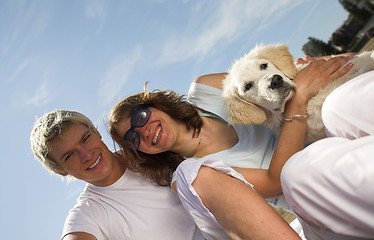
[
  {"xmin": 89, "ymin": 155, "xmax": 101, "ymax": 169},
  {"xmin": 153, "ymin": 126, "xmax": 161, "ymax": 144}
]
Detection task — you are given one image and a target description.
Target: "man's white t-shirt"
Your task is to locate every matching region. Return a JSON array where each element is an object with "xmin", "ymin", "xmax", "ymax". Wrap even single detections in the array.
[{"xmin": 62, "ymin": 169, "xmax": 204, "ymax": 240}]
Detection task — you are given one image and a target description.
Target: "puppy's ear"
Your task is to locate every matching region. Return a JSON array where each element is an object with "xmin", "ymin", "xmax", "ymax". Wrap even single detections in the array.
[
  {"xmin": 224, "ymin": 95, "xmax": 266, "ymax": 125},
  {"xmin": 258, "ymin": 44, "xmax": 297, "ymax": 79}
]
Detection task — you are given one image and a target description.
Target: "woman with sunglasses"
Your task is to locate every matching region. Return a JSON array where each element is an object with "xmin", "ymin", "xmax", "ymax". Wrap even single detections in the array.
[{"xmin": 109, "ymin": 56, "xmax": 354, "ymax": 239}]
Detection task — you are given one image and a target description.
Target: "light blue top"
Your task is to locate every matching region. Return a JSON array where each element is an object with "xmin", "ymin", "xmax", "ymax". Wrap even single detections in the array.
[
  {"xmin": 186, "ymin": 82, "xmax": 290, "ymax": 209},
  {"xmin": 187, "ymin": 82, "xmax": 278, "ymax": 169}
]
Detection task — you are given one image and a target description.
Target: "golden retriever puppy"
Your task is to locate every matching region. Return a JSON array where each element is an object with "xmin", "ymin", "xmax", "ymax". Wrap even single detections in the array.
[{"xmin": 223, "ymin": 44, "xmax": 374, "ymax": 144}]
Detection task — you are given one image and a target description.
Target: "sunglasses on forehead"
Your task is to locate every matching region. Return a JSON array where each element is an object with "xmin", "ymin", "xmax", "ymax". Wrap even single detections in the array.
[{"xmin": 123, "ymin": 105, "xmax": 152, "ymax": 150}]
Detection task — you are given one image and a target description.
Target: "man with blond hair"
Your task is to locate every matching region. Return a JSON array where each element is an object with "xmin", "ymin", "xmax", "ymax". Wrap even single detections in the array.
[{"xmin": 30, "ymin": 110, "xmax": 204, "ymax": 240}]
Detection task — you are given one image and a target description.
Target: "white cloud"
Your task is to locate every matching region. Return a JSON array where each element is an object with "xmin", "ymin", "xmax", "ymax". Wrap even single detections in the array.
[
  {"xmin": 27, "ymin": 80, "xmax": 50, "ymax": 106},
  {"xmin": 26, "ymin": 65, "xmax": 53, "ymax": 107},
  {"xmin": 156, "ymin": 0, "xmax": 303, "ymax": 65},
  {"xmin": 84, "ymin": 0, "xmax": 107, "ymax": 35},
  {"xmin": 8, "ymin": 59, "xmax": 32, "ymax": 83},
  {"xmin": 98, "ymin": 46, "xmax": 143, "ymax": 106},
  {"xmin": 149, "ymin": 0, "xmax": 168, "ymax": 3},
  {"xmin": 1, "ymin": 1, "xmax": 49, "ymax": 59},
  {"xmin": 286, "ymin": 0, "xmax": 321, "ymax": 43}
]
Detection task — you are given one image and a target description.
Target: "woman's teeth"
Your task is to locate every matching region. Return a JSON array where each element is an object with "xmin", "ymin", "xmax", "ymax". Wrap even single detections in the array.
[
  {"xmin": 153, "ymin": 126, "xmax": 161, "ymax": 144},
  {"xmin": 88, "ymin": 154, "xmax": 101, "ymax": 169}
]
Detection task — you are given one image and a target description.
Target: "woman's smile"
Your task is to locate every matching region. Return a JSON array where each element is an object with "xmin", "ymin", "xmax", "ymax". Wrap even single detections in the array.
[
  {"xmin": 139, "ymin": 121, "xmax": 175, "ymax": 154},
  {"xmin": 152, "ymin": 125, "xmax": 162, "ymax": 145}
]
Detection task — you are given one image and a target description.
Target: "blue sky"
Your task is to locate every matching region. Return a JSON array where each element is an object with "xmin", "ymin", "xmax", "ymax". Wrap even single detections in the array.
[{"xmin": 0, "ymin": 1, "xmax": 349, "ymax": 239}]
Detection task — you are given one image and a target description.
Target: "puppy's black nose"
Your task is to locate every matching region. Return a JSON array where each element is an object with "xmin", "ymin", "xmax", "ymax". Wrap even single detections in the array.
[{"xmin": 270, "ymin": 75, "xmax": 283, "ymax": 89}]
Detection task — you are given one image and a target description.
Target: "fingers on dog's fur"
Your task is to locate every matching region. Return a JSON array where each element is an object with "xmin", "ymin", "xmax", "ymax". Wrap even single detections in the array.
[
  {"xmin": 257, "ymin": 44, "xmax": 297, "ymax": 79},
  {"xmin": 225, "ymin": 96, "xmax": 266, "ymax": 125}
]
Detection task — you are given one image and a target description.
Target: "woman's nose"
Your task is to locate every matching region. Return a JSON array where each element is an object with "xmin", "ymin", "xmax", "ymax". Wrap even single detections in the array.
[{"xmin": 135, "ymin": 125, "xmax": 149, "ymax": 140}]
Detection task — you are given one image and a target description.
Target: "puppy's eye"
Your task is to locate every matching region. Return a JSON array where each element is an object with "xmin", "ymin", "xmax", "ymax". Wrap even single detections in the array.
[
  {"xmin": 244, "ymin": 82, "xmax": 253, "ymax": 92},
  {"xmin": 260, "ymin": 63, "xmax": 268, "ymax": 70}
]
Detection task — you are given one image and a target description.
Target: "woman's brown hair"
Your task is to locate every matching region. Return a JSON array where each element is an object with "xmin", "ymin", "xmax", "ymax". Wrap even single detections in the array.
[{"xmin": 109, "ymin": 87, "xmax": 203, "ymax": 186}]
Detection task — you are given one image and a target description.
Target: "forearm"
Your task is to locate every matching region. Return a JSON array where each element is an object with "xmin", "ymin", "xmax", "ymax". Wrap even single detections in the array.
[
  {"xmin": 235, "ymin": 99, "xmax": 309, "ymax": 198},
  {"xmin": 266, "ymin": 98, "xmax": 308, "ymax": 191}
]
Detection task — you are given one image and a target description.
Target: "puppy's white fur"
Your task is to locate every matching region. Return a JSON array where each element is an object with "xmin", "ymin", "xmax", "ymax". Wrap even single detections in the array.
[{"xmin": 223, "ymin": 44, "xmax": 374, "ymax": 145}]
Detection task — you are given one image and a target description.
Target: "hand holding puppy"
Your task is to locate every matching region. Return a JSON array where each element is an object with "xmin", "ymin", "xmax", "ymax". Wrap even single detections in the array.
[{"xmin": 290, "ymin": 56, "xmax": 354, "ymax": 107}]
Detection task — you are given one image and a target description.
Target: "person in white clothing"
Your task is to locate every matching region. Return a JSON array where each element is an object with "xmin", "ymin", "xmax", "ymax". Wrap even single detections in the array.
[
  {"xmin": 108, "ymin": 56, "xmax": 353, "ymax": 239},
  {"xmin": 30, "ymin": 110, "xmax": 204, "ymax": 240},
  {"xmin": 281, "ymin": 70, "xmax": 374, "ymax": 240}
]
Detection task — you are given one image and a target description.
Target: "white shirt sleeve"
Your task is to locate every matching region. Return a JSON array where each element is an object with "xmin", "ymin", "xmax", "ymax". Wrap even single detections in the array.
[
  {"xmin": 282, "ymin": 71, "xmax": 374, "ymax": 239},
  {"xmin": 322, "ymin": 70, "xmax": 374, "ymax": 138},
  {"xmin": 62, "ymin": 200, "xmax": 104, "ymax": 240},
  {"xmin": 281, "ymin": 135, "xmax": 374, "ymax": 239}
]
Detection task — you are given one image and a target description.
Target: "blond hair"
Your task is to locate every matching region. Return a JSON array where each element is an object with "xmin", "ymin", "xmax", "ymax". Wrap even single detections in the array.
[{"xmin": 30, "ymin": 110, "xmax": 98, "ymax": 176}]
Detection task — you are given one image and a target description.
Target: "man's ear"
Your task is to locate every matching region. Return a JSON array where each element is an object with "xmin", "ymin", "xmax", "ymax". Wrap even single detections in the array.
[
  {"xmin": 224, "ymin": 94, "xmax": 266, "ymax": 125},
  {"xmin": 57, "ymin": 169, "xmax": 68, "ymax": 176}
]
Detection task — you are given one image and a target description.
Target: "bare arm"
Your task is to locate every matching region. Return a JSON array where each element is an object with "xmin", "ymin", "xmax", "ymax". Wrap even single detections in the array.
[
  {"xmin": 193, "ymin": 73, "xmax": 227, "ymax": 90},
  {"xmin": 63, "ymin": 232, "xmax": 97, "ymax": 240},
  {"xmin": 192, "ymin": 166, "xmax": 301, "ymax": 240}
]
